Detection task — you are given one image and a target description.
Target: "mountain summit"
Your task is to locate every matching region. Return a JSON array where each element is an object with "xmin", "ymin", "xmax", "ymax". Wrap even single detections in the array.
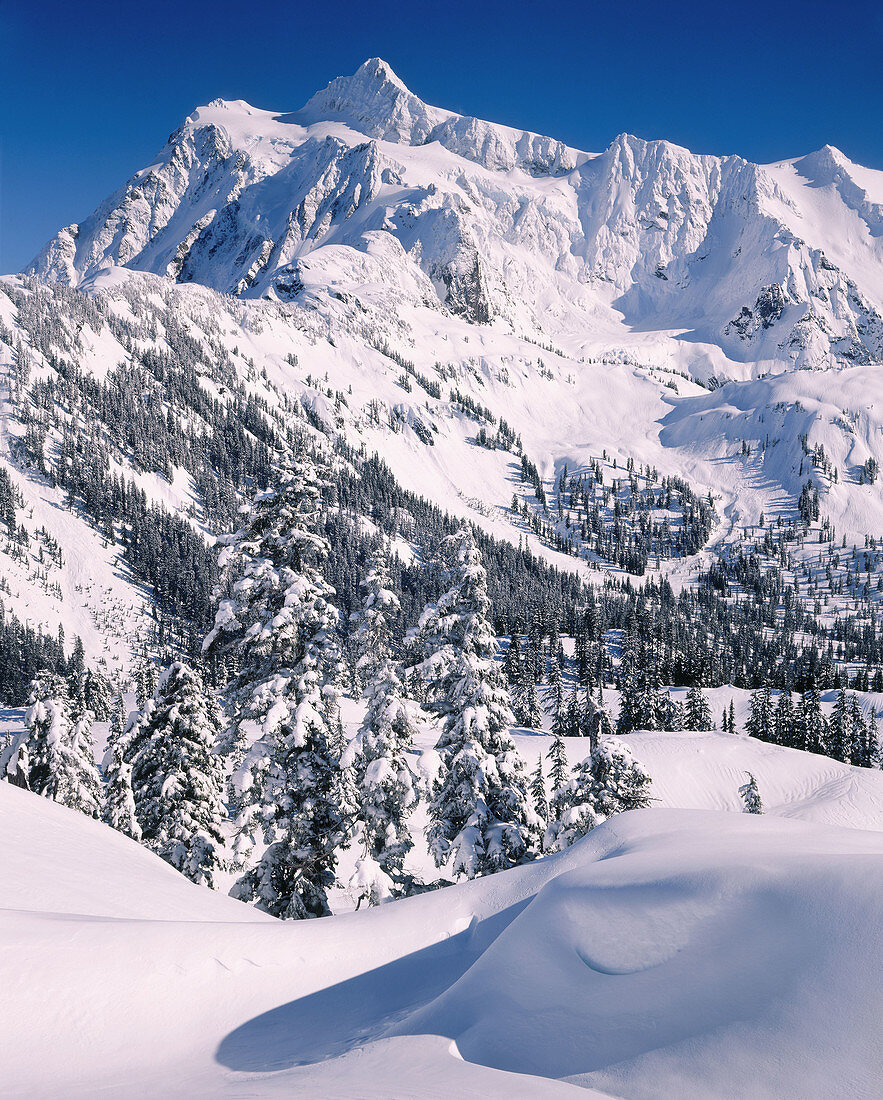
[{"xmin": 27, "ymin": 58, "xmax": 883, "ymax": 371}]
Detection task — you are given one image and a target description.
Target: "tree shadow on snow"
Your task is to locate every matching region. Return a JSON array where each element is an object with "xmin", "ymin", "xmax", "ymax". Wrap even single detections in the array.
[{"xmin": 215, "ymin": 898, "xmax": 529, "ymax": 1073}]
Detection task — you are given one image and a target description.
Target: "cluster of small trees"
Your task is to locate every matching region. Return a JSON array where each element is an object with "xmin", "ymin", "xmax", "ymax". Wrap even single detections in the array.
[{"xmin": 744, "ymin": 686, "xmax": 879, "ymax": 766}]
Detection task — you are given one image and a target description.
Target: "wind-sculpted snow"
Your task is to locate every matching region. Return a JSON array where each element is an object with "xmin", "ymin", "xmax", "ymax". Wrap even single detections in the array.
[
  {"xmin": 3, "ymin": 770, "xmax": 881, "ymax": 1097},
  {"xmin": 391, "ymin": 810, "xmax": 883, "ymax": 1098},
  {"xmin": 27, "ymin": 58, "xmax": 883, "ymax": 371}
]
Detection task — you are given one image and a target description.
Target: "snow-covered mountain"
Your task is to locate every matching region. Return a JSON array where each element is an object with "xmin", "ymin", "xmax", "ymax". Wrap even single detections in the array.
[
  {"xmin": 2, "ymin": 58, "xmax": 883, "ymax": 678},
  {"xmin": 30, "ymin": 58, "xmax": 883, "ymax": 373}
]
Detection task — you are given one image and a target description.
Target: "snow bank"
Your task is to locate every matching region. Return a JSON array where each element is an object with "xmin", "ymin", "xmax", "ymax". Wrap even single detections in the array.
[{"xmin": 3, "ymin": 777, "xmax": 881, "ymax": 1097}]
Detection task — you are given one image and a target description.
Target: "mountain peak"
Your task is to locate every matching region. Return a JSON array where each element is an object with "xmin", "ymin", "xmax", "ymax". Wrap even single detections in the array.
[
  {"xmin": 299, "ymin": 56, "xmax": 437, "ymax": 142},
  {"xmin": 353, "ymin": 57, "xmax": 409, "ymax": 93}
]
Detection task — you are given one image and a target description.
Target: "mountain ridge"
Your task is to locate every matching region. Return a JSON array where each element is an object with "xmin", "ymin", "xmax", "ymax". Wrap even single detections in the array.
[{"xmin": 27, "ymin": 58, "xmax": 883, "ymax": 375}]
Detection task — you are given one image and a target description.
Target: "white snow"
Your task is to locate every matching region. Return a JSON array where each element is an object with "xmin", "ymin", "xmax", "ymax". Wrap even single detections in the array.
[{"xmin": 2, "ymin": 728, "xmax": 882, "ymax": 1097}]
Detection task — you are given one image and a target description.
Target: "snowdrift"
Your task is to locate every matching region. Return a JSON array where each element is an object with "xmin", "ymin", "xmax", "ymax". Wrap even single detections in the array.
[{"xmin": 2, "ymin": 774, "xmax": 881, "ymax": 1097}]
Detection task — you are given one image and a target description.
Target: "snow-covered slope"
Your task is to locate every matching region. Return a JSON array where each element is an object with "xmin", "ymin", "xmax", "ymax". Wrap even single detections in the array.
[
  {"xmin": 2, "ymin": 768, "xmax": 881, "ymax": 1098},
  {"xmin": 29, "ymin": 59, "xmax": 883, "ymax": 373}
]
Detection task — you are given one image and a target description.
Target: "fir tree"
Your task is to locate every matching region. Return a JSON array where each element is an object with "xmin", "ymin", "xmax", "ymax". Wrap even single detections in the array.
[
  {"xmin": 129, "ymin": 662, "xmax": 227, "ymax": 887},
  {"xmin": 348, "ymin": 544, "xmax": 417, "ymax": 899},
  {"xmin": 82, "ymin": 669, "xmax": 112, "ymax": 721},
  {"xmin": 745, "ymin": 686, "xmax": 773, "ymax": 741},
  {"xmin": 545, "ymin": 657, "xmax": 566, "ymax": 734},
  {"xmin": 544, "ymin": 738, "xmax": 652, "ymax": 852},
  {"xmin": 530, "ymin": 753, "xmax": 549, "ymax": 821},
  {"xmin": 9, "ymin": 674, "xmax": 102, "ymax": 817},
  {"xmin": 204, "ymin": 453, "xmax": 350, "ymax": 918},
  {"xmin": 739, "ymin": 772, "xmax": 763, "ymax": 813},
  {"xmin": 827, "ymin": 689, "xmax": 853, "ymax": 763},
  {"xmin": 419, "ymin": 528, "xmax": 540, "ymax": 878},
  {"xmin": 798, "ymin": 689, "xmax": 827, "ymax": 754},
  {"xmin": 546, "ymin": 734, "xmax": 570, "ymax": 818},
  {"xmin": 683, "ymin": 685, "xmax": 714, "ymax": 731},
  {"xmin": 774, "ymin": 690, "xmax": 796, "ymax": 747},
  {"xmin": 102, "ymin": 695, "xmax": 141, "ymax": 841}
]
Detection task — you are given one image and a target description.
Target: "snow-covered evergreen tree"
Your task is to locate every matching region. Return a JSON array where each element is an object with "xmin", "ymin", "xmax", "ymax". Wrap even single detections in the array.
[
  {"xmin": 9, "ymin": 674, "xmax": 102, "ymax": 817},
  {"xmin": 418, "ymin": 528, "xmax": 540, "ymax": 878},
  {"xmin": 545, "ymin": 658, "xmax": 565, "ymax": 733},
  {"xmin": 774, "ymin": 689, "xmax": 796, "ymax": 747},
  {"xmin": 545, "ymin": 736, "xmax": 652, "ymax": 852},
  {"xmin": 683, "ymin": 685, "xmax": 713, "ymax": 731},
  {"xmin": 797, "ymin": 689, "xmax": 827, "ymax": 754},
  {"xmin": 203, "ymin": 452, "xmax": 350, "ymax": 918},
  {"xmin": 347, "ymin": 544, "xmax": 417, "ymax": 898},
  {"xmin": 827, "ymin": 689, "xmax": 853, "ymax": 762},
  {"xmin": 848, "ymin": 697, "xmax": 880, "ymax": 768},
  {"xmin": 546, "ymin": 734, "xmax": 570, "ymax": 817},
  {"xmin": 579, "ymin": 686, "xmax": 612, "ymax": 746},
  {"xmin": 530, "ymin": 753, "xmax": 549, "ymax": 821},
  {"xmin": 82, "ymin": 669, "xmax": 112, "ymax": 722},
  {"xmin": 512, "ymin": 663, "xmax": 543, "ymax": 728},
  {"xmin": 739, "ymin": 771, "xmax": 763, "ymax": 813},
  {"xmin": 129, "ymin": 662, "xmax": 227, "ymax": 887},
  {"xmin": 133, "ymin": 658, "xmax": 158, "ymax": 709},
  {"xmin": 102, "ymin": 694, "xmax": 141, "ymax": 842},
  {"xmin": 745, "ymin": 686, "xmax": 773, "ymax": 741}
]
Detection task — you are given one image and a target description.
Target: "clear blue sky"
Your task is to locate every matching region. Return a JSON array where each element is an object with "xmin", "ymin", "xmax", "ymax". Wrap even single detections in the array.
[{"xmin": 2, "ymin": 0, "xmax": 882, "ymax": 273}]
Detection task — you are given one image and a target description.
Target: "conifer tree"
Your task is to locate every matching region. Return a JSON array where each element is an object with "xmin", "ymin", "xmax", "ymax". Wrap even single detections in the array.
[
  {"xmin": 129, "ymin": 662, "xmax": 227, "ymax": 887},
  {"xmin": 419, "ymin": 528, "xmax": 540, "ymax": 878},
  {"xmin": 203, "ymin": 452, "xmax": 350, "ymax": 918},
  {"xmin": 798, "ymin": 689, "xmax": 827, "ymax": 754},
  {"xmin": 530, "ymin": 753, "xmax": 549, "ymax": 821},
  {"xmin": 545, "ymin": 657, "xmax": 565, "ymax": 733},
  {"xmin": 102, "ymin": 695, "xmax": 141, "ymax": 840},
  {"xmin": 546, "ymin": 734, "xmax": 570, "ymax": 817},
  {"xmin": 512, "ymin": 664, "xmax": 543, "ymax": 728},
  {"xmin": 544, "ymin": 738, "xmax": 652, "ymax": 852},
  {"xmin": 774, "ymin": 689, "xmax": 796, "ymax": 747},
  {"xmin": 82, "ymin": 669, "xmax": 112, "ymax": 722},
  {"xmin": 739, "ymin": 772, "xmax": 763, "ymax": 813},
  {"xmin": 745, "ymin": 686, "xmax": 772, "ymax": 741},
  {"xmin": 827, "ymin": 689, "xmax": 853, "ymax": 763},
  {"xmin": 849, "ymin": 699, "xmax": 879, "ymax": 768},
  {"xmin": 348, "ymin": 545, "xmax": 417, "ymax": 899},
  {"xmin": 579, "ymin": 686, "xmax": 612, "ymax": 746},
  {"xmin": 9, "ymin": 674, "xmax": 102, "ymax": 817},
  {"xmin": 683, "ymin": 685, "xmax": 714, "ymax": 731}
]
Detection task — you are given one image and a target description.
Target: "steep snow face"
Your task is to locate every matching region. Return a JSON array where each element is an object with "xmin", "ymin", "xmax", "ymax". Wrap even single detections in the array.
[{"xmin": 28, "ymin": 59, "xmax": 883, "ymax": 372}]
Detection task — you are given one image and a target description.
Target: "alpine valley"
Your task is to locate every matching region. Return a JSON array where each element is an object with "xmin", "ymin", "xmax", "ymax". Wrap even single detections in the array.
[{"xmin": 1, "ymin": 58, "xmax": 882, "ymax": 1099}]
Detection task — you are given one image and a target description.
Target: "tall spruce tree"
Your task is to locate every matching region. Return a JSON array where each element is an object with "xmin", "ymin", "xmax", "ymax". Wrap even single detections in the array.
[
  {"xmin": 544, "ymin": 738, "xmax": 652, "ymax": 852},
  {"xmin": 418, "ymin": 528, "xmax": 540, "ymax": 878},
  {"xmin": 129, "ymin": 662, "xmax": 227, "ymax": 887},
  {"xmin": 102, "ymin": 695, "xmax": 141, "ymax": 840},
  {"xmin": 530, "ymin": 753, "xmax": 549, "ymax": 822},
  {"xmin": 203, "ymin": 452, "xmax": 351, "ymax": 918},
  {"xmin": 745, "ymin": 686, "xmax": 773, "ymax": 741},
  {"xmin": 683, "ymin": 685, "xmax": 713, "ymax": 731},
  {"xmin": 348, "ymin": 545, "xmax": 417, "ymax": 901}
]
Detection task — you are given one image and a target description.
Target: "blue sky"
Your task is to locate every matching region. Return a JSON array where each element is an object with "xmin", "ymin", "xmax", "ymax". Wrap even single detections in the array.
[{"xmin": 2, "ymin": 0, "xmax": 882, "ymax": 273}]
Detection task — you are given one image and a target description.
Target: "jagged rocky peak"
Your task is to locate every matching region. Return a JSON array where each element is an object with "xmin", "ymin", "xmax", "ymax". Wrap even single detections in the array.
[{"xmin": 301, "ymin": 57, "xmax": 440, "ymax": 143}]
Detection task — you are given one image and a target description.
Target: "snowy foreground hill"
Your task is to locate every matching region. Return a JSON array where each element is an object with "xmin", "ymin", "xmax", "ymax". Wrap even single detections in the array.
[{"xmin": 3, "ymin": 729, "xmax": 883, "ymax": 1099}]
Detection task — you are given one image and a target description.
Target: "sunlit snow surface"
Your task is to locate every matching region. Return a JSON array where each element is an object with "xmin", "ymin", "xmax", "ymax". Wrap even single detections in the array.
[{"xmin": 2, "ymin": 731, "xmax": 882, "ymax": 1098}]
